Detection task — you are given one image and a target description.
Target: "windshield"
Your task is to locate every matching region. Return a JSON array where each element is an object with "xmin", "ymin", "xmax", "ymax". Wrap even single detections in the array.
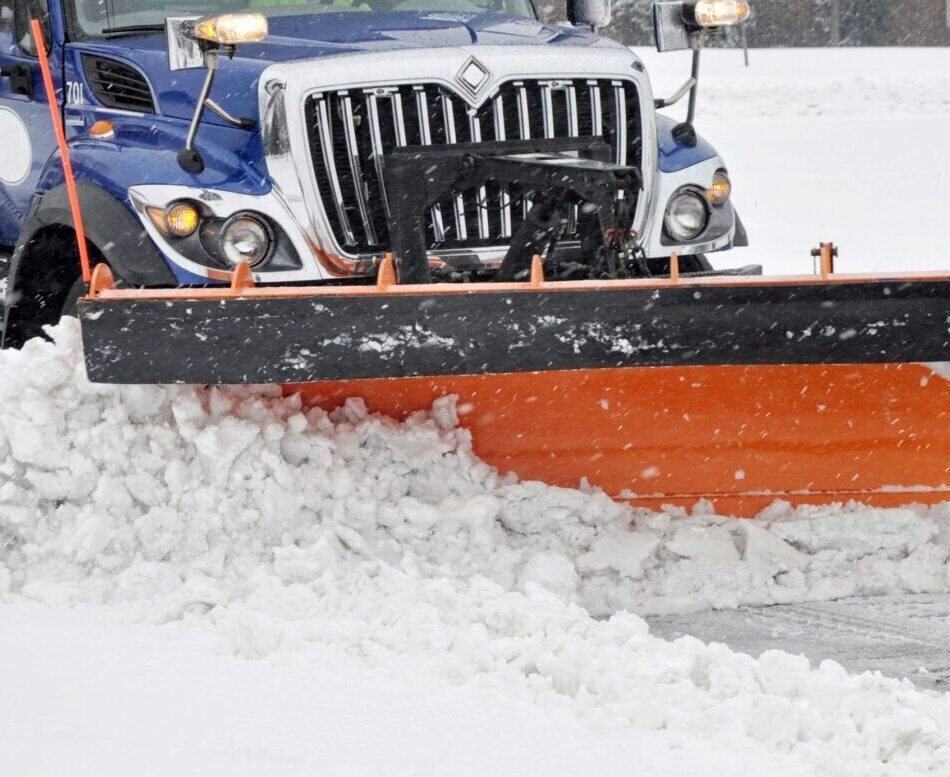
[{"xmin": 74, "ymin": 0, "xmax": 538, "ymax": 38}]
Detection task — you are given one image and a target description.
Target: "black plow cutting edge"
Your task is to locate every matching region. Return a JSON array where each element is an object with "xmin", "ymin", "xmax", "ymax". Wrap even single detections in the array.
[{"xmin": 78, "ymin": 278, "xmax": 950, "ymax": 384}]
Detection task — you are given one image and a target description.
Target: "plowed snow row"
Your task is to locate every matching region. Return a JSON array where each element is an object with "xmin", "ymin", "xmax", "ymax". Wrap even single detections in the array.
[{"xmin": 3, "ymin": 323, "xmax": 950, "ymax": 775}]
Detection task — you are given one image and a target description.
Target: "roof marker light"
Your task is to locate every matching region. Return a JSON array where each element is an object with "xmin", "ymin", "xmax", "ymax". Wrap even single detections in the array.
[
  {"xmin": 192, "ymin": 13, "xmax": 268, "ymax": 45},
  {"xmin": 691, "ymin": 0, "xmax": 751, "ymax": 27}
]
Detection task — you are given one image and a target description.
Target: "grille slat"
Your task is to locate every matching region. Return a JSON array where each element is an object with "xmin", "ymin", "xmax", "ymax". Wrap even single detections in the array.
[
  {"xmin": 514, "ymin": 83, "xmax": 532, "ymax": 219},
  {"xmin": 565, "ymin": 84, "xmax": 580, "ymax": 233},
  {"xmin": 541, "ymin": 83, "xmax": 555, "ymax": 139},
  {"xmin": 306, "ymin": 96, "xmax": 356, "ymax": 246},
  {"xmin": 612, "ymin": 82, "xmax": 627, "ymax": 166},
  {"xmin": 304, "ymin": 78, "xmax": 642, "ymax": 257},
  {"xmin": 340, "ymin": 93, "xmax": 378, "ymax": 245},
  {"xmin": 590, "ymin": 83, "xmax": 603, "ymax": 137},
  {"xmin": 441, "ymin": 93, "xmax": 468, "ymax": 242},
  {"xmin": 492, "ymin": 92, "xmax": 512, "ymax": 239},
  {"xmin": 468, "ymin": 110, "xmax": 490, "ymax": 240},
  {"xmin": 366, "ymin": 92, "xmax": 391, "ymax": 225},
  {"xmin": 413, "ymin": 87, "xmax": 447, "ymax": 243}
]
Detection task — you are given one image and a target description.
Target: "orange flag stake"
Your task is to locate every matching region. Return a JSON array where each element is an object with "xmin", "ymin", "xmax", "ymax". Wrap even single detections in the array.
[{"xmin": 30, "ymin": 18, "xmax": 92, "ymax": 284}]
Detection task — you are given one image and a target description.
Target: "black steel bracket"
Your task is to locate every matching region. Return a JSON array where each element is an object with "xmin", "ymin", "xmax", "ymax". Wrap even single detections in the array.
[
  {"xmin": 0, "ymin": 64, "xmax": 33, "ymax": 97},
  {"xmin": 381, "ymin": 138, "xmax": 641, "ymax": 284}
]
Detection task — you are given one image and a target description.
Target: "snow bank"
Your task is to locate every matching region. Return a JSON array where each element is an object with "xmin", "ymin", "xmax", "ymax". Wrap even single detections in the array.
[
  {"xmin": 4, "ymin": 322, "xmax": 950, "ymax": 775},
  {"xmin": 641, "ymin": 47, "xmax": 950, "ymax": 121}
]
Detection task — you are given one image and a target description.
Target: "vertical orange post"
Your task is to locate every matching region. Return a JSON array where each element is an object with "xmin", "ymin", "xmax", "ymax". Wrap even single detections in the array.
[
  {"xmin": 669, "ymin": 253, "xmax": 680, "ymax": 282},
  {"xmin": 30, "ymin": 18, "xmax": 92, "ymax": 284},
  {"xmin": 811, "ymin": 242, "xmax": 837, "ymax": 279}
]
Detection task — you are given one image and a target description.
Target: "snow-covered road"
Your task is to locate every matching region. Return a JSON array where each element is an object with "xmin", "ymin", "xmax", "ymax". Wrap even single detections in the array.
[
  {"xmin": 649, "ymin": 594, "xmax": 950, "ymax": 692},
  {"xmin": 3, "ymin": 48, "xmax": 950, "ymax": 777}
]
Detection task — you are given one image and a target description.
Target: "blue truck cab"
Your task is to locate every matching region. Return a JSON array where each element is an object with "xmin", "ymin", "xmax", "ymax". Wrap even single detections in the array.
[{"xmin": 0, "ymin": 0, "xmax": 749, "ymax": 347}]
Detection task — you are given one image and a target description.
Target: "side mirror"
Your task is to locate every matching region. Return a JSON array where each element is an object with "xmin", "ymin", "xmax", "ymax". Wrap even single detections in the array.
[
  {"xmin": 166, "ymin": 16, "xmax": 205, "ymax": 71},
  {"xmin": 567, "ymin": 0, "xmax": 612, "ymax": 31},
  {"xmin": 654, "ymin": 1, "xmax": 691, "ymax": 52}
]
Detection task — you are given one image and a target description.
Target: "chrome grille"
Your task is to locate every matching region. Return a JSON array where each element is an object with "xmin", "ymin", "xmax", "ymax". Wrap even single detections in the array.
[{"xmin": 304, "ymin": 79, "xmax": 642, "ymax": 255}]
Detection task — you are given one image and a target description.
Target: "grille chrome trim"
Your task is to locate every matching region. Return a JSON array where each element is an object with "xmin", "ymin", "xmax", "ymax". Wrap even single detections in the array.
[
  {"xmin": 612, "ymin": 81, "xmax": 627, "ymax": 166},
  {"xmin": 306, "ymin": 78, "xmax": 642, "ymax": 257},
  {"xmin": 491, "ymin": 92, "xmax": 512, "ymax": 239},
  {"xmin": 366, "ymin": 92, "xmax": 391, "ymax": 223},
  {"xmin": 340, "ymin": 92, "xmax": 378, "ymax": 245},
  {"xmin": 590, "ymin": 82, "xmax": 603, "ymax": 137},
  {"xmin": 440, "ymin": 93, "xmax": 468, "ymax": 242},
  {"xmin": 467, "ymin": 109, "xmax": 491, "ymax": 240},
  {"xmin": 315, "ymin": 96, "xmax": 356, "ymax": 246},
  {"xmin": 565, "ymin": 83, "xmax": 580, "ymax": 233},
  {"xmin": 413, "ymin": 86, "xmax": 447, "ymax": 243},
  {"xmin": 266, "ymin": 47, "xmax": 656, "ymax": 275}
]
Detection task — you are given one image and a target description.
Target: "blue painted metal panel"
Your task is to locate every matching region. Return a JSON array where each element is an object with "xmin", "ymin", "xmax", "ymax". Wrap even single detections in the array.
[{"xmin": 656, "ymin": 114, "xmax": 719, "ymax": 173}]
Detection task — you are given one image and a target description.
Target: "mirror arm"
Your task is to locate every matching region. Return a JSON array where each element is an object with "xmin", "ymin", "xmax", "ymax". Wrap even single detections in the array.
[
  {"xmin": 672, "ymin": 40, "xmax": 701, "ymax": 147},
  {"xmin": 206, "ymin": 98, "xmax": 254, "ymax": 130},
  {"xmin": 653, "ymin": 76, "xmax": 696, "ymax": 109},
  {"xmin": 178, "ymin": 49, "xmax": 219, "ymax": 173},
  {"xmin": 684, "ymin": 46, "xmax": 701, "ymax": 125}
]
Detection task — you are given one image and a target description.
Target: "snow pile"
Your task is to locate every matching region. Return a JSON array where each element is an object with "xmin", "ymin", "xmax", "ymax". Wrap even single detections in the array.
[{"xmin": 4, "ymin": 322, "xmax": 950, "ymax": 775}]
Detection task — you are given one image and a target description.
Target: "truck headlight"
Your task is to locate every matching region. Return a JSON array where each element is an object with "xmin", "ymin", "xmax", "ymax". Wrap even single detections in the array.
[
  {"xmin": 689, "ymin": 0, "xmax": 751, "ymax": 27},
  {"xmin": 664, "ymin": 191, "xmax": 708, "ymax": 241},
  {"xmin": 192, "ymin": 13, "xmax": 268, "ymax": 45},
  {"xmin": 220, "ymin": 213, "xmax": 273, "ymax": 267}
]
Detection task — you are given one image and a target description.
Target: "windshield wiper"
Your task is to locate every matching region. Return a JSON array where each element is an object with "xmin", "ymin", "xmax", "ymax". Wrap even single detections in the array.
[{"xmin": 100, "ymin": 24, "xmax": 167, "ymax": 37}]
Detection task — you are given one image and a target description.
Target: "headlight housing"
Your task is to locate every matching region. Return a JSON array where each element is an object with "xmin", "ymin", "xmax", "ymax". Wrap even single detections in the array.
[
  {"xmin": 220, "ymin": 213, "xmax": 273, "ymax": 267},
  {"xmin": 664, "ymin": 190, "xmax": 709, "ymax": 241}
]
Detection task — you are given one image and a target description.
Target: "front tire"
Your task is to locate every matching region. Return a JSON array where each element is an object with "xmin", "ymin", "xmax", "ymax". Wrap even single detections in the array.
[{"xmin": 60, "ymin": 276, "xmax": 88, "ymax": 319}]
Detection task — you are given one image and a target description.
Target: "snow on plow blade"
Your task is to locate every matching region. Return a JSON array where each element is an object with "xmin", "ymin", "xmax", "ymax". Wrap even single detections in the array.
[{"xmin": 78, "ymin": 266, "xmax": 950, "ymax": 515}]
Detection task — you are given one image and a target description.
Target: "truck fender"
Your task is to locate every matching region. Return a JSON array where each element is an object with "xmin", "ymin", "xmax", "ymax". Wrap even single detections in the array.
[{"xmin": 1, "ymin": 182, "xmax": 176, "ymax": 348}]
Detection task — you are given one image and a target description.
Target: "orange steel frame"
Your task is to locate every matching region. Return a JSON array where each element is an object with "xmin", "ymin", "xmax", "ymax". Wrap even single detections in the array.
[{"xmin": 86, "ymin": 253, "xmax": 950, "ymax": 517}]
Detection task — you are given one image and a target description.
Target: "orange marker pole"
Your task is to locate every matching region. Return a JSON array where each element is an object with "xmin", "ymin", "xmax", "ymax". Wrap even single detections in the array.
[{"xmin": 31, "ymin": 18, "xmax": 91, "ymax": 284}]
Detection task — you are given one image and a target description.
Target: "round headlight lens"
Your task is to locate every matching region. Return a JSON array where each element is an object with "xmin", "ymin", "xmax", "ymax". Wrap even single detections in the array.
[
  {"xmin": 220, "ymin": 213, "xmax": 272, "ymax": 267},
  {"xmin": 664, "ymin": 191, "xmax": 708, "ymax": 241}
]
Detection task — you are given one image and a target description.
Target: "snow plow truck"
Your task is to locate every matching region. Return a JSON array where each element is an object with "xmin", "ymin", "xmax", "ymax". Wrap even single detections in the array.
[{"xmin": 3, "ymin": 0, "xmax": 950, "ymax": 516}]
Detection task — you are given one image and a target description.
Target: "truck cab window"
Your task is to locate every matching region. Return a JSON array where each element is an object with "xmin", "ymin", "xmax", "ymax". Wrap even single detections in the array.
[
  {"xmin": 73, "ymin": 0, "xmax": 536, "ymax": 39},
  {"xmin": 13, "ymin": 0, "xmax": 49, "ymax": 55}
]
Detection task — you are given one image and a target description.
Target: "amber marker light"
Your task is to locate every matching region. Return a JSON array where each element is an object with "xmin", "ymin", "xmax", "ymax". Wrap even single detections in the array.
[
  {"xmin": 145, "ymin": 206, "xmax": 167, "ymax": 234},
  {"xmin": 164, "ymin": 202, "xmax": 201, "ymax": 237},
  {"xmin": 705, "ymin": 172, "xmax": 732, "ymax": 205},
  {"xmin": 89, "ymin": 119, "xmax": 116, "ymax": 140},
  {"xmin": 192, "ymin": 13, "xmax": 268, "ymax": 45},
  {"xmin": 692, "ymin": 0, "xmax": 751, "ymax": 27}
]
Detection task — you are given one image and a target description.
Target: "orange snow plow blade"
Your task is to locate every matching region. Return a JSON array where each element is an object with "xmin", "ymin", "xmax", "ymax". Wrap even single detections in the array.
[
  {"xmin": 77, "ymin": 260, "xmax": 950, "ymax": 516},
  {"xmin": 292, "ymin": 363, "xmax": 950, "ymax": 515}
]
